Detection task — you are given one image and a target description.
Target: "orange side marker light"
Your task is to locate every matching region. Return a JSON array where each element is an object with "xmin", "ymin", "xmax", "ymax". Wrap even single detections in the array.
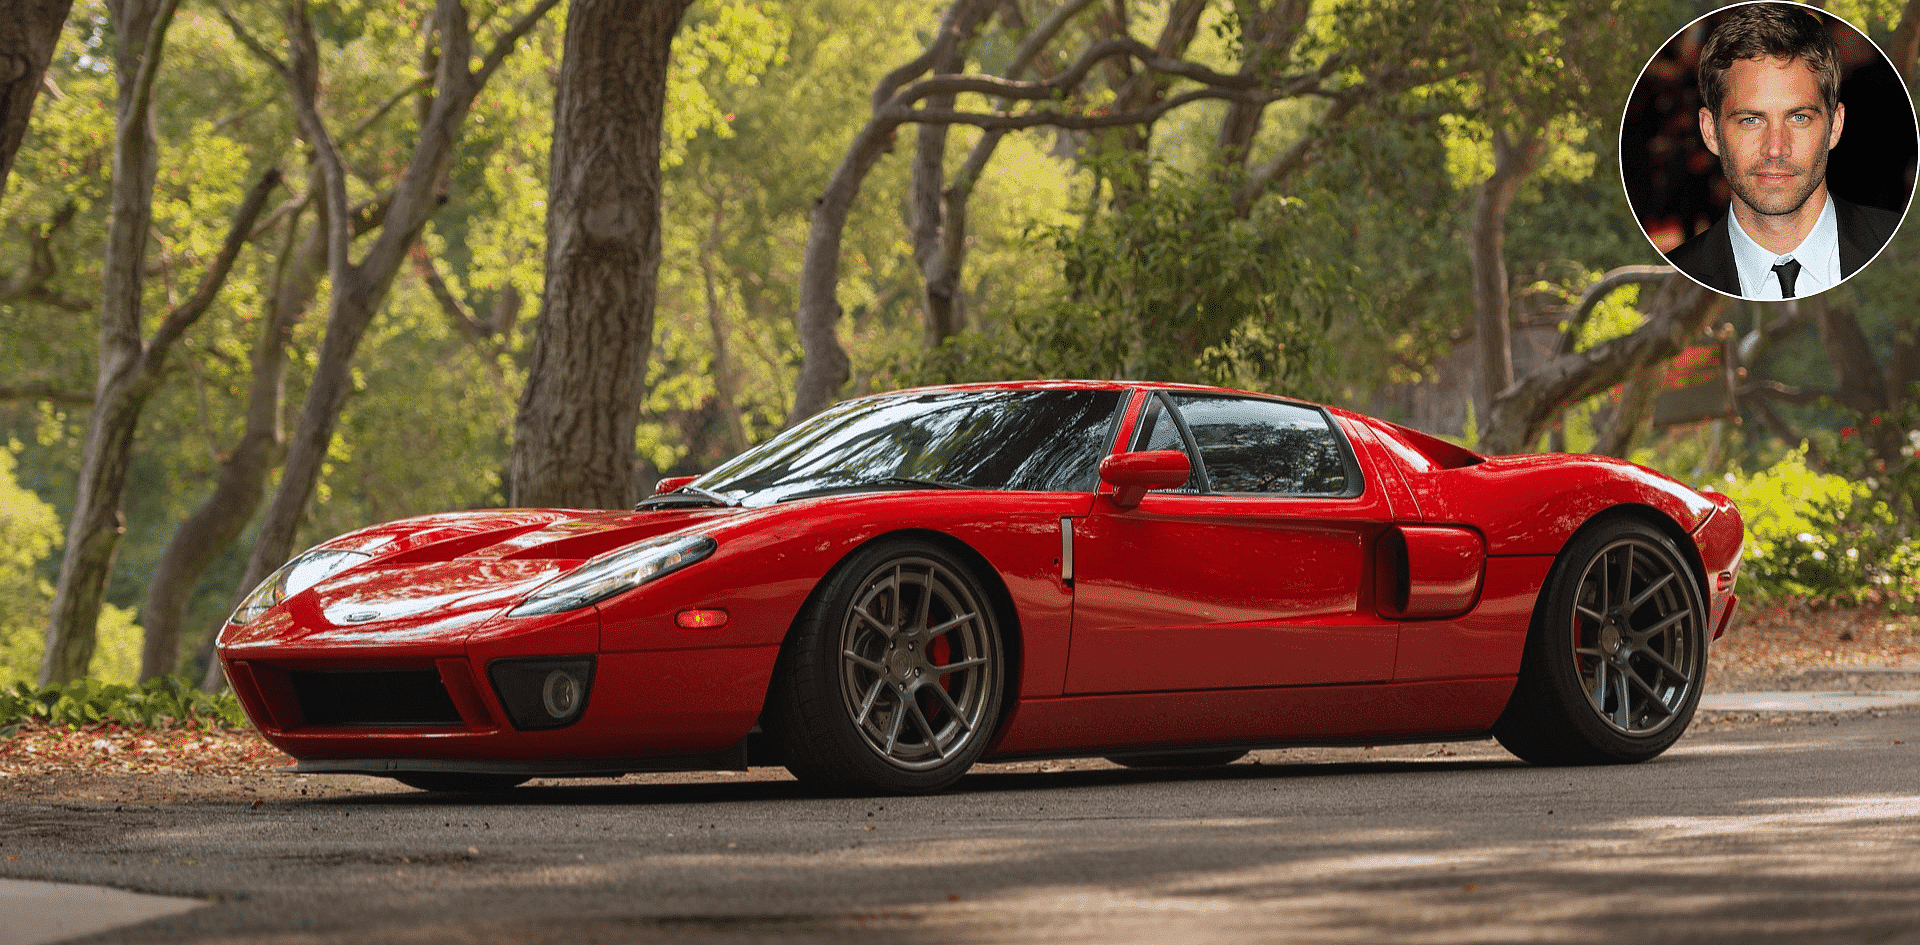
[{"xmin": 675, "ymin": 608, "xmax": 729, "ymax": 630}]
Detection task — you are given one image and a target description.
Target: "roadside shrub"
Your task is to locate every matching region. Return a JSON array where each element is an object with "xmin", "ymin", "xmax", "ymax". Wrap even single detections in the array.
[
  {"xmin": 0, "ymin": 676, "xmax": 247, "ymax": 735},
  {"xmin": 1720, "ymin": 448, "xmax": 1920, "ymax": 609}
]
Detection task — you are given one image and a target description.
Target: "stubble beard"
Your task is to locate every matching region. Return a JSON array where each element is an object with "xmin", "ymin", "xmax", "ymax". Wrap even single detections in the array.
[{"xmin": 1722, "ymin": 143, "xmax": 1830, "ymax": 218}]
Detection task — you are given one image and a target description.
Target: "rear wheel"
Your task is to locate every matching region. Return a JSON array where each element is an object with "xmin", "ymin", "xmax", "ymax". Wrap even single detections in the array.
[
  {"xmin": 392, "ymin": 773, "xmax": 529, "ymax": 793},
  {"xmin": 1494, "ymin": 518, "xmax": 1707, "ymax": 765},
  {"xmin": 766, "ymin": 539, "xmax": 1007, "ymax": 794}
]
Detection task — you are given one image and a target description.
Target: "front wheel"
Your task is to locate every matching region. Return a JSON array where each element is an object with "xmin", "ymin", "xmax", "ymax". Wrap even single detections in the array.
[
  {"xmin": 765, "ymin": 539, "xmax": 1008, "ymax": 794},
  {"xmin": 1493, "ymin": 518, "xmax": 1707, "ymax": 766}
]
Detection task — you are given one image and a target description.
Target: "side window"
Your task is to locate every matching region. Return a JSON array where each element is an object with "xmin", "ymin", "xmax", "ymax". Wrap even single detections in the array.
[
  {"xmin": 1166, "ymin": 395, "xmax": 1356, "ymax": 496},
  {"xmin": 1129, "ymin": 394, "xmax": 1202, "ymax": 493}
]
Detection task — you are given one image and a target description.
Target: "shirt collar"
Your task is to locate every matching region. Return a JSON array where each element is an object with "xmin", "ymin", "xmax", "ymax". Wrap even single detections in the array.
[{"xmin": 1726, "ymin": 197, "xmax": 1840, "ymax": 300}]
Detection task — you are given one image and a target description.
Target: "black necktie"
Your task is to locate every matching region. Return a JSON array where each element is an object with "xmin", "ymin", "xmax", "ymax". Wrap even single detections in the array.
[{"xmin": 1772, "ymin": 258, "xmax": 1801, "ymax": 298}]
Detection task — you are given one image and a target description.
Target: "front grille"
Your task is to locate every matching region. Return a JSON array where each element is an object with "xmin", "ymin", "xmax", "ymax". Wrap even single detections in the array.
[{"xmin": 289, "ymin": 669, "xmax": 463, "ymax": 727}]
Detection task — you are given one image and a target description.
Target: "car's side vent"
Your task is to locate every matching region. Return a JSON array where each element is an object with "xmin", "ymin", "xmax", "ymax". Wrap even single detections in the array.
[
  {"xmin": 289, "ymin": 669, "xmax": 464, "ymax": 727},
  {"xmin": 1376, "ymin": 420, "xmax": 1484, "ymax": 470}
]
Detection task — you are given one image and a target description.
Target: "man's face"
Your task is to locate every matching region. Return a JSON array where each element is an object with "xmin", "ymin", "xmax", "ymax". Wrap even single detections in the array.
[{"xmin": 1699, "ymin": 54, "xmax": 1845, "ymax": 217}]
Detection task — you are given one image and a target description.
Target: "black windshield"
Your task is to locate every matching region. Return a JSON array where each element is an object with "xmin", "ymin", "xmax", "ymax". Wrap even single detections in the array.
[{"xmin": 693, "ymin": 389, "xmax": 1124, "ymax": 506}]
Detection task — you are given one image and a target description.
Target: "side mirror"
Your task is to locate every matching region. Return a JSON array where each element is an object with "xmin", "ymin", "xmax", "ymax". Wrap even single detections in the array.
[
  {"xmin": 654, "ymin": 475, "xmax": 697, "ymax": 496},
  {"xmin": 1098, "ymin": 450, "xmax": 1191, "ymax": 510}
]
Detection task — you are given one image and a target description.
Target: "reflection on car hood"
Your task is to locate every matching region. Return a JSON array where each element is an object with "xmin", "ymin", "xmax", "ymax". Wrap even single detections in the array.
[
  {"xmin": 228, "ymin": 509, "xmax": 757, "ymax": 646},
  {"xmin": 297, "ymin": 558, "xmax": 571, "ymax": 644}
]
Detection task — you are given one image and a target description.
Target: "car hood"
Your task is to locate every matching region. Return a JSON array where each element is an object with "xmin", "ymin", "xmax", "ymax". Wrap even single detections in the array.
[{"xmin": 227, "ymin": 507, "xmax": 759, "ymax": 648}]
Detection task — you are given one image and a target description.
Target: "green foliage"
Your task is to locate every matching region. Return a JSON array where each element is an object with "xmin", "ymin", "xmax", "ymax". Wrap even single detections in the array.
[
  {"xmin": 665, "ymin": 0, "xmax": 791, "ymax": 166},
  {"xmin": 917, "ymin": 169, "xmax": 1363, "ymax": 398},
  {"xmin": 1720, "ymin": 449, "xmax": 1920, "ymax": 609},
  {"xmin": 0, "ymin": 447, "xmax": 58, "ymax": 683},
  {"xmin": 0, "ymin": 676, "xmax": 247, "ymax": 733}
]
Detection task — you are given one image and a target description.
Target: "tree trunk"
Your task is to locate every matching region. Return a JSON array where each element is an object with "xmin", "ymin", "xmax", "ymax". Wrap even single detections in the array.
[
  {"xmin": 1212, "ymin": 0, "xmax": 1309, "ymax": 175},
  {"xmin": 1814, "ymin": 298, "xmax": 1909, "ymax": 465},
  {"xmin": 1892, "ymin": 0, "xmax": 1920, "ymax": 87},
  {"xmin": 1468, "ymin": 120, "xmax": 1548, "ymax": 418},
  {"xmin": 145, "ymin": 203, "xmax": 333, "ymax": 682},
  {"xmin": 42, "ymin": 160, "xmax": 280, "ymax": 685},
  {"xmin": 697, "ymin": 187, "xmax": 748, "ymax": 456},
  {"xmin": 790, "ymin": 0, "xmax": 989, "ymax": 424},
  {"xmin": 0, "ymin": 0, "xmax": 74, "ymax": 202},
  {"xmin": 1592, "ymin": 362, "xmax": 1666, "ymax": 458},
  {"xmin": 43, "ymin": 0, "xmax": 171, "ymax": 684},
  {"xmin": 234, "ymin": 0, "xmax": 558, "ymax": 610},
  {"xmin": 912, "ymin": 113, "xmax": 963, "ymax": 347},
  {"xmin": 1816, "ymin": 298, "xmax": 1893, "ymax": 417},
  {"xmin": 908, "ymin": 1, "xmax": 992, "ymax": 350},
  {"xmin": 914, "ymin": 0, "xmax": 1097, "ymax": 352},
  {"xmin": 1089, "ymin": 0, "xmax": 1207, "ymax": 209},
  {"xmin": 509, "ymin": 0, "xmax": 691, "ymax": 510}
]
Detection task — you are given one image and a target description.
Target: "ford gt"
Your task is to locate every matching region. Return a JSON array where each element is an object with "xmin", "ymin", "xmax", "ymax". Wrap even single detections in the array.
[{"xmin": 216, "ymin": 381, "xmax": 1744, "ymax": 794}]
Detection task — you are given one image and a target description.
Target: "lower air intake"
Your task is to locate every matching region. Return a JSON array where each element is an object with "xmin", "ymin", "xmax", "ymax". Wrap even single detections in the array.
[{"xmin": 289, "ymin": 669, "xmax": 463, "ymax": 727}]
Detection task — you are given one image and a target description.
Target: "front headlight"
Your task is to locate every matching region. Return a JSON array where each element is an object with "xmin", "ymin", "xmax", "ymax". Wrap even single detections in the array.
[
  {"xmin": 229, "ymin": 548, "xmax": 370, "ymax": 625},
  {"xmin": 509, "ymin": 534, "xmax": 715, "ymax": 617}
]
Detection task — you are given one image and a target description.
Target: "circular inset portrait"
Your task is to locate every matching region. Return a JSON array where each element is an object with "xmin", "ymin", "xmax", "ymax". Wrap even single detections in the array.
[{"xmin": 1621, "ymin": 1, "xmax": 1916, "ymax": 301}]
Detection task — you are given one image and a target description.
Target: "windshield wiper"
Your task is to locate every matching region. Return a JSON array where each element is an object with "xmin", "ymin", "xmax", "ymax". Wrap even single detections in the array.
[
  {"xmin": 869, "ymin": 476, "xmax": 963, "ymax": 490},
  {"xmin": 634, "ymin": 485, "xmax": 741, "ymax": 510}
]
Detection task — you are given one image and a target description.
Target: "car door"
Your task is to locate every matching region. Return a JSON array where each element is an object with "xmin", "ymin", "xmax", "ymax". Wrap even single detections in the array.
[{"xmin": 1064, "ymin": 392, "xmax": 1400, "ymax": 693}]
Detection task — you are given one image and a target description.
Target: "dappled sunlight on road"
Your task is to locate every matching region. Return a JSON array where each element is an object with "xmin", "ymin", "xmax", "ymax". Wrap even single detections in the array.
[{"xmin": 1600, "ymin": 793, "xmax": 1920, "ymax": 839}]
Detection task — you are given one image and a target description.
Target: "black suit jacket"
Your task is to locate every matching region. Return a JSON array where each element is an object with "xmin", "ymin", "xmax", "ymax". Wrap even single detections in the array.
[{"xmin": 1664, "ymin": 195, "xmax": 1903, "ymax": 297}]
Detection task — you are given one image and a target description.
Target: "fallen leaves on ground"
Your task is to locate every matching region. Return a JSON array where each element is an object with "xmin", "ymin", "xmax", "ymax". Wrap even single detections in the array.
[
  {"xmin": 0, "ymin": 719, "xmax": 290, "ymax": 780},
  {"xmin": 1710, "ymin": 603, "xmax": 1920, "ymax": 690}
]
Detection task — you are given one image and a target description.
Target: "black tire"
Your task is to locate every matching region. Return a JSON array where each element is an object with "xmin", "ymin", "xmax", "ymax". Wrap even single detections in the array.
[
  {"xmin": 1493, "ymin": 518, "xmax": 1708, "ymax": 766},
  {"xmin": 1105, "ymin": 750, "xmax": 1247, "ymax": 769},
  {"xmin": 392, "ymin": 773, "xmax": 530, "ymax": 793},
  {"xmin": 765, "ymin": 539, "xmax": 1008, "ymax": 794}
]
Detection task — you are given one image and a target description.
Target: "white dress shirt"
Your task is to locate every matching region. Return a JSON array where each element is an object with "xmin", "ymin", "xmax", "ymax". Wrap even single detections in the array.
[{"xmin": 1727, "ymin": 196, "xmax": 1840, "ymax": 300}]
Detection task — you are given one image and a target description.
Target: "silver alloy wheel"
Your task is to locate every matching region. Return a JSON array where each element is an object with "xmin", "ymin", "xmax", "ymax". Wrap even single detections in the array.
[
  {"xmin": 1569, "ymin": 536, "xmax": 1702, "ymax": 736},
  {"xmin": 836, "ymin": 556, "xmax": 999, "ymax": 771}
]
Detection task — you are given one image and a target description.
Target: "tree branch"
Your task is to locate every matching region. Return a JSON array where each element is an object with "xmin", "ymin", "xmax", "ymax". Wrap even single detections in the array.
[
  {"xmin": 472, "ymin": 0, "xmax": 564, "ymax": 87},
  {"xmin": 895, "ymin": 83, "xmax": 1319, "ymax": 132},
  {"xmin": 1552, "ymin": 265, "xmax": 1675, "ymax": 359},
  {"xmin": 213, "ymin": 2, "xmax": 287, "ymax": 76},
  {"xmin": 1741, "ymin": 392, "xmax": 1833, "ymax": 472},
  {"xmin": 890, "ymin": 36, "xmax": 1337, "ymax": 107},
  {"xmin": 868, "ymin": 0, "xmax": 993, "ymax": 110},
  {"xmin": 0, "ymin": 200, "xmax": 77, "ymax": 304},
  {"xmin": 409, "ymin": 242, "xmax": 491, "ymax": 342},
  {"xmin": 0, "ymin": 381, "xmax": 93, "ymax": 405},
  {"xmin": 345, "ymin": 74, "xmax": 431, "ymax": 143},
  {"xmin": 1237, "ymin": 94, "xmax": 1358, "ymax": 210},
  {"xmin": 146, "ymin": 166, "xmax": 283, "ymax": 357},
  {"xmin": 1481, "ymin": 274, "xmax": 1730, "ymax": 454},
  {"xmin": 1740, "ymin": 378, "xmax": 1836, "ymax": 407}
]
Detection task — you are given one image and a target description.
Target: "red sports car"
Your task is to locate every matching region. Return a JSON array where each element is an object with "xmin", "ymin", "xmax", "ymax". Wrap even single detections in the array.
[{"xmin": 216, "ymin": 381, "xmax": 1744, "ymax": 794}]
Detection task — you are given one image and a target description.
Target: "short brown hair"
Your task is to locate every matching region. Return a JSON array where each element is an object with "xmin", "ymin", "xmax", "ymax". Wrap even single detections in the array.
[{"xmin": 1697, "ymin": 3, "xmax": 1841, "ymax": 118}]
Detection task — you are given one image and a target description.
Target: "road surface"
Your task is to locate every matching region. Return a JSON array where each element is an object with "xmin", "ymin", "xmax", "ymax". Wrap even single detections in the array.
[{"xmin": 3, "ymin": 708, "xmax": 1918, "ymax": 944}]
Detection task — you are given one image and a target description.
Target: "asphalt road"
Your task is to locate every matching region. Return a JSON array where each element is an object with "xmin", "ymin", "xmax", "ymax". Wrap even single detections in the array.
[{"xmin": 4, "ymin": 711, "xmax": 1920, "ymax": 945}]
